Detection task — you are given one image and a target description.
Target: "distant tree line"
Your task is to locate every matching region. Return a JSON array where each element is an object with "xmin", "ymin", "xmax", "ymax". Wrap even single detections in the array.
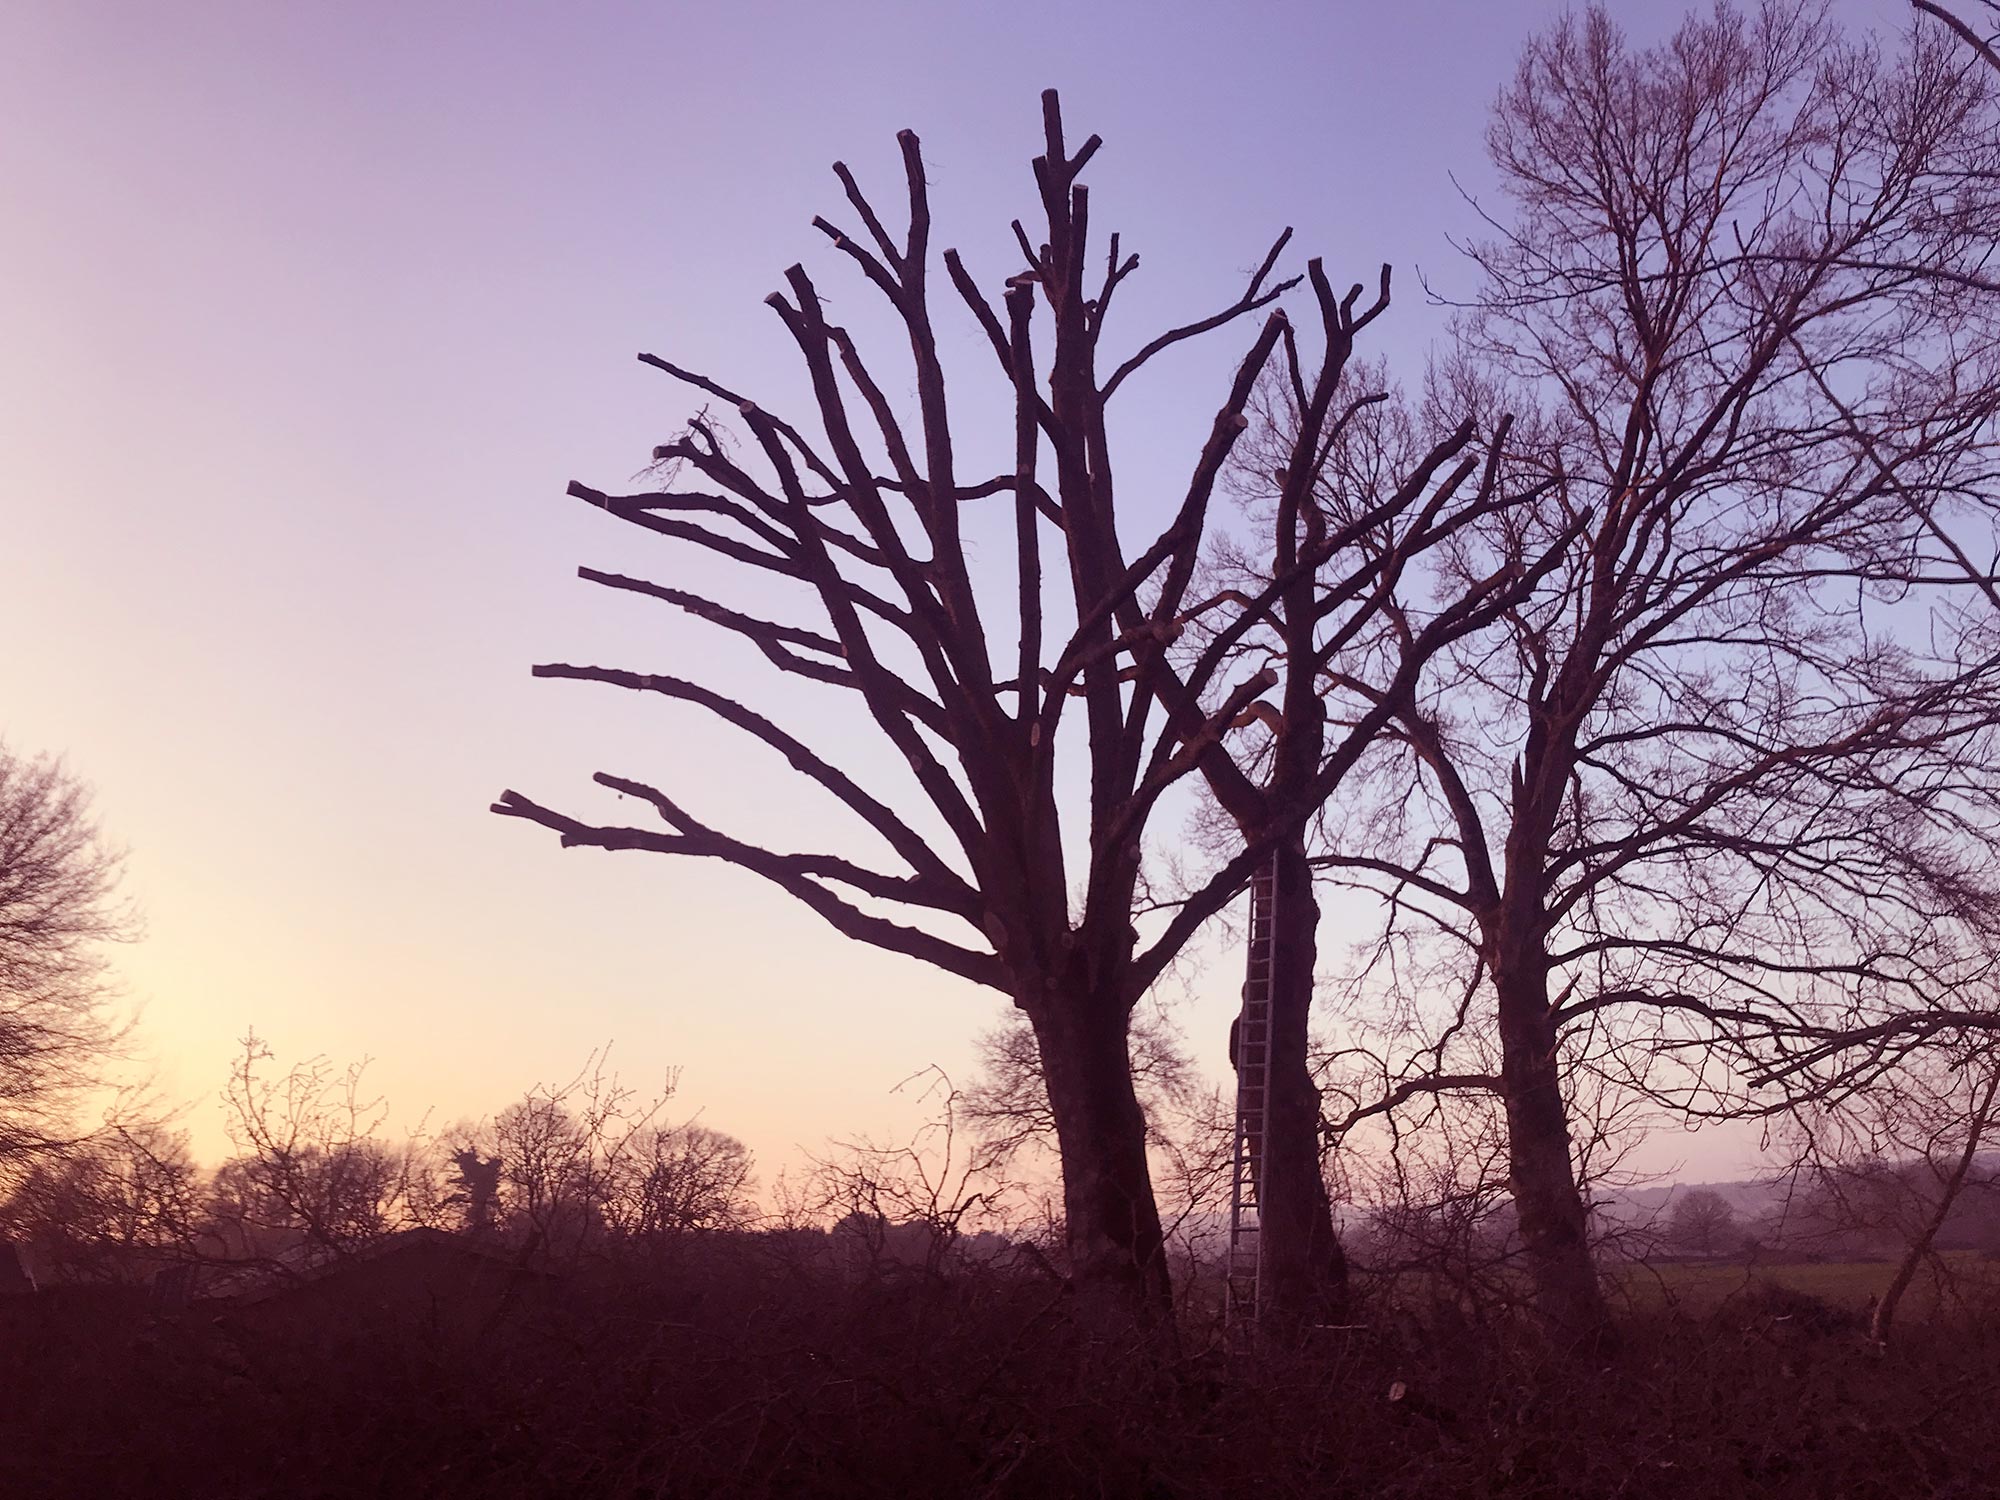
[{"xmin": 0, "ymin": 1038, "xmax": 755, "ymax": 1288}]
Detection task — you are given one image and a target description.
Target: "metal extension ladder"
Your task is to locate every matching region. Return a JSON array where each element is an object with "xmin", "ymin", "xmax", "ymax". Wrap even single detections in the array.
[{"xmin": 1225, "ymin": 851, "xmax": 1279, "ymax": 1340}]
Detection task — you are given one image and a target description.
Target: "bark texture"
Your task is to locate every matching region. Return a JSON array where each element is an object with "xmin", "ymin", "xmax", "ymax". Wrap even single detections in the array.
[
  {"xmin": 1495, "ymin": 959, "xmax": 1607, "ymax": 1343},
  {"xmin": 1255, "ymin": 837, "xmax": 1350, "ymax": 1328},
  {"xmin": 1030, "ymin": 989, "xmax": 1172, "ymax": 1321}
]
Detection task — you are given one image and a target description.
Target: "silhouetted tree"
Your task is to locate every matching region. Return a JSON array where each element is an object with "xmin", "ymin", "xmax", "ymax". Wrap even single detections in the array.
[
  {"xmin": 805, "ymin": 1069, "xmax": 1015, "ymax": 1281},
  {"xmin": 474, "ymin": 1055, "xmax": 667, "ymax": 1264},
  {"xmin": 495, "ymin": 94, "xmax": 1544, "ymax": 1329},
  {"xmin": 1313, "ymin": 3, "xmax": 2000, "ymax": 1340},
  {"xmin": 1914, "ymin": 0, "xmax": 2000, "ymax": 70},
  {"xmin": 0, "ymin": 1125, "xmax": 200, "ymax": 1284},
  {"xmin": 213, "ymin": 1034, "xmax": 409, "ymax": 1266},
  {"xmin": 0, "ymin": 743, "xmax": 133, "ymax": 1181},
  {"xmin": 960, "ymin": 1010, "xmax": 1244, "ymax": 1302},
  {"xmin": 1666, "ymin": 1187, "xmax": 1739, "ymax": 1260},
  {"xmin": 1206, "ymin": 349, "xmax": 1582, "ymax": 1327},
  {"xmin": 614, "ymin": 1122, "xmax": 754, "ymax": 1240},
  {"xmin": 1710, "ymin": 2, "xmax": 2000, "ymax": 1100},
  {"xmin": 448, "ymin": 1147, "xmax": 500, "ymax": 1234}
]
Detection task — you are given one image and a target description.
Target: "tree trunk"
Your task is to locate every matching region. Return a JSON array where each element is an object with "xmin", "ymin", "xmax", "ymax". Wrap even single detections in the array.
[
  {"xmin": 1256, "ymin": 836, "xmax": 1350, "ymax": 1330},
  {"xmin": 1872, "ymin": 1233, "xmax": 1933, "ymax": 1347},
  {"xmin": 1028, "ymin": 986, "xmax": 1174, "ymax": 1332},
  {"xmin": 1871, "ymin": 1070, "xmax": 1999, "ymax": 1345},
  {"xmin": 1495, "ymin": 959, "xmax": 1610, "ymax": 1345}
]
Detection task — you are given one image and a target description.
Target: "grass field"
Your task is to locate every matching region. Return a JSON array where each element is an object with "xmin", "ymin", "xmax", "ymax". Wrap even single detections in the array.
[{"xmin": 1616, "ymin": 1251, "xmax": 2000, "ymax": 1319}]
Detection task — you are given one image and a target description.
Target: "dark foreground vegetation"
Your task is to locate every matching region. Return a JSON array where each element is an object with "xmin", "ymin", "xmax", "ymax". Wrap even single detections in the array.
[
  {"xmin": 15, "ymin": 1, "xmax": 2000, "ymax": 1494},
  {"xmin": 6, "ymin": 1239, "xmax": 2000, "ymax": 1499}
]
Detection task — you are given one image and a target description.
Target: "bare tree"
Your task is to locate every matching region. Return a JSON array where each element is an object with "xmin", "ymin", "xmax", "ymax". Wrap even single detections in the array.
[
  {"xmin": 1193, "ymin": 338, "xmax": 1589, "ymax": 1328},
  {"xmin": 1330, "ymin": 1016, "xmax": 1657, "ymax": 1316},
  {"xmin": 613, "ymin": 1122, "xmax": 754, "ymax": 1241},
  {"xmin": 1342, "ymin": 1081, "xmax": 1518, "ymax": 1295},
  {"xmin": 1914, "ymin": 0, "xmax": 2000, "ymax": 71},
  {"xmin": 805, "ymin": 1068, "xmax": 1018, "ymax": 1281},
  {"xmin": 0, "ymin": 1125, "xmax": 202, "ymax": 1284},
  {"xmin": 0, "ymin": 744, "xmax": 134, "ymax": 1180},
  {"xmin": 212, "ymin": 1034, "xmax": 411, "ymax": 1267},
  {"xmin": 469, "ymin": 1051, "xmax": 675, "ymax": 1266},
  {"xmin": 1312, "ymin": 4, "xmax": 2000, "ymax": 1340},
  {"xmin": 494, "ymin": 94, "xmax": 1537, "ymax": 1328},
  {"xmin": 1665, "ymin": 1187, "xmax": 1739, "ymax": 1260},
  {"xmin": 477, "ymin": 1056, "xmax": 754, "ymax": 1249}
]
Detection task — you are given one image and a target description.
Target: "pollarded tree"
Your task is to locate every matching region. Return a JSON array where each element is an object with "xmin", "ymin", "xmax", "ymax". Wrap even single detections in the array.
[
  {"xmin": 954, "ymin": 343, "xmax": 1572, "ymax": 1331},
  {"xmin": 495, "ymin": 95, "xmax": 1541, "ymax": 1328},
  {"xmin": 1204, "ymin": 363, "xmax": 1579, "ymax": 1327},
  {"xmin": 1314, "ymin": 4, "xmax": 2000, "ymax": 1341}
]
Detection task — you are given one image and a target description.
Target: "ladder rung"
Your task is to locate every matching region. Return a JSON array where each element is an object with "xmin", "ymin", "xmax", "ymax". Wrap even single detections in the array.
[{"xmin": 1229, "ymin": 854, "xmax": 1285, "ymax": 1339}]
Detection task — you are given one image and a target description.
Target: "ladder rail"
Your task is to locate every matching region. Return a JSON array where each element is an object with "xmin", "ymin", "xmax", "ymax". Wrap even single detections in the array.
[{"xmin": 1226, "ymin": 850, "xmax": 1281, "ymax": 1341}]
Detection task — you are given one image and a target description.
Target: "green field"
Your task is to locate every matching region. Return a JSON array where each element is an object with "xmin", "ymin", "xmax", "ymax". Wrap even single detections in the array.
[{"xmin": 1616, "ymin": 1253, "xmax": 2000, "ymax": 1320}]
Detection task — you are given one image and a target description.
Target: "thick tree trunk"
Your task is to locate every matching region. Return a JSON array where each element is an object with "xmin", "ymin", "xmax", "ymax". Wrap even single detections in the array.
[
  {"xmin": 1028, "ymin": 987, "xmax": 1173, "ymax": 1331},
  {"xmin": 1256, "ymin": 836, "xmax": 1350, "ymax": 1330},
  {"xmin": 1495, "ymin": 959, "xmax": 1610, "ymax": 1344}
]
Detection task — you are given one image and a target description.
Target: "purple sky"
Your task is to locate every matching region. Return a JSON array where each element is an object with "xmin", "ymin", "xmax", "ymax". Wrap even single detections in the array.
[{"xmin": 1, "ymin": 0, "xmax": 1918, "ymax": 1180}]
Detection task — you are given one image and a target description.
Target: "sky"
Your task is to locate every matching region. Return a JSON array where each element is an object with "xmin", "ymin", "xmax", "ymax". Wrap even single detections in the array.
[{"xmin": 0, "ymin": 0, "xmax": 1925, "ymax": 1186}]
